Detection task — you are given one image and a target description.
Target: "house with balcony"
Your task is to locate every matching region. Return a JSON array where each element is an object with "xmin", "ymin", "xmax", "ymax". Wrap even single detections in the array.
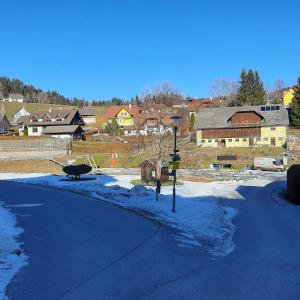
[
  {"xmin": 17, "ymin": 107, "xmax": 83, "ymax": 139},
  {"xmin": 103, "ymin": 104, "xmax": 141, "ymax": 129},
  {"xmin": 196, "ymin": 105, "xmax": 289, "ymax": 148}
]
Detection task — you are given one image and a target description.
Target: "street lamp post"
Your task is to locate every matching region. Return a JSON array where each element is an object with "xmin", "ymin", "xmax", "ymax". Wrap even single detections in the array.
[{"xmin": 170, "ymin": 115, "xmax": 182, "ymax": 213}]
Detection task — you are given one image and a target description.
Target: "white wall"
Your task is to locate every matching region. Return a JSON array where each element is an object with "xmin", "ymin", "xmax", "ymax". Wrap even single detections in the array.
[
  {"xmin": 82, "ymin": 116, "xmax": 96, "ymax": 124},
  {"xmin": 28, "ymin": 126, "xmax": 43, "ymax": 136}
]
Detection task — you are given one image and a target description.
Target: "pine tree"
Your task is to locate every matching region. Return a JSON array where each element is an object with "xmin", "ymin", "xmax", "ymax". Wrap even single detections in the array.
[
  {"xmin": 291, "ymin": 77, "xmax": 300, "ymax": 126},
  {"xmin": 236, "ymin": 69, "xmax": 266, "ymax": 106},
  {"xmin": 253, "ymin": 71, "xmax": 266, "ymax": 105}
]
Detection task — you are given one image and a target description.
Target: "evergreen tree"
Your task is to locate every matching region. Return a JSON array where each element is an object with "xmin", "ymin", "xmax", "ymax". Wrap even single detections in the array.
[
  {"xmin": 105, "ymin": 119, "xmax": 121, "ymax": 136},
  {"xmin": 291, "ymin": 77, "xmax": 300, "ymax": 126},
  {"xmin": 236, "ymin": 69, "xmax": 266, "ymax": 106}
]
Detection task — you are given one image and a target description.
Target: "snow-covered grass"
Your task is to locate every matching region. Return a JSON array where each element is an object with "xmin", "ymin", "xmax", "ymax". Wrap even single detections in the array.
[
  {"xmin": 0, "ymin": 173, "xmax": 242, "ymax": 256},
  {"xmin": 0, "ymin": 203, "xmax": 27, "ymax": 300}
]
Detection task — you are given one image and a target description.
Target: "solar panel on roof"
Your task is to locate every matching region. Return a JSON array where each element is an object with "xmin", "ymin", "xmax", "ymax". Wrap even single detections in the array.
[
  {"xmin": 266, "ymin": 106, "xmax": 271, "ymax": 111},
  {"xmin": 261, "ymin": 107, "xmax": 266, "ymax": 111}
]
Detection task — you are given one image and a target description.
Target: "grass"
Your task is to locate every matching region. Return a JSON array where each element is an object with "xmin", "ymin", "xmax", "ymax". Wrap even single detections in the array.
[
  {"xmin": 0, "ymin": 159, "xmax": 63, "ymax": 174},
  {"xmin": 75, "ymin": 153, "xmax": 147, "ymax": 168},
  {"xmin": 72, "ymin": 141, "xmax": 132, "ymax": 154}
]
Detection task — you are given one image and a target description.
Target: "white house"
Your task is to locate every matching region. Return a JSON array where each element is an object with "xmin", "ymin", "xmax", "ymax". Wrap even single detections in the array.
[
  {"xmin": 16, "ymin": 108, "xmax": 83, "ymax": 139},
  {"xmin": 7, "ymin": 93, "xmax": 24, "ymax": 103},
  {"xmin": 12, "ymin": 106, "xmax": 30, "ymax": 125},
  {"xmin": 79, "ymin": 108, "xmax": 96, "ymax": 125}
]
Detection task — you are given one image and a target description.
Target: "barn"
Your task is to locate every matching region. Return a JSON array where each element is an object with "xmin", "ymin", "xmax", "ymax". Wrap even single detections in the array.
[{"xmin": 196, "ymin": 105, "xmax": 289, "ymax": 148}]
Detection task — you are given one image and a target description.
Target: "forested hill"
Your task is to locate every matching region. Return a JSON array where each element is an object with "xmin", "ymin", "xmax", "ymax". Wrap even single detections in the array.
[
  {"xmin": 0, "ymin": 76, "xmax": 134, "ymax": 107},
  {"xmin": 0, "ymin": 76, "xmax": 91, "ymax": 106}
]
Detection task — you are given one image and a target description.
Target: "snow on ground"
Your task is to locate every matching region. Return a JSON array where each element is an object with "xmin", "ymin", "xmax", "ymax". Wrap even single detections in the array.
[
  {"xmin": 0, "ymin": 171, "xmax": 286, "ymax": 299},
  {"xmin": 0, "ymin": 173, "xmax": 242, "ymax": 256},
  {"xmin": 0, "ymin": 203, "xmax": 27, "ymax": 300}
]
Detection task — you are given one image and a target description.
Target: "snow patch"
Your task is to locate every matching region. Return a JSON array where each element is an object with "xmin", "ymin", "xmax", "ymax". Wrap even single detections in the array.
[
  {"xmin": 0, "ymin": 203, "xmax": 27, "ymax": 300},
  {"xmin": 0, "ymin": 173, "xmax": 239, "ymax": 257}
]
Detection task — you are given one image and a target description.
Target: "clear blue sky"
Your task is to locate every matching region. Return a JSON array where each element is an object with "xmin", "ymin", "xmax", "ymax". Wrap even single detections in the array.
[{"xmin": 0, "ymin": 0, "xmax": 299, "ymax": 100}]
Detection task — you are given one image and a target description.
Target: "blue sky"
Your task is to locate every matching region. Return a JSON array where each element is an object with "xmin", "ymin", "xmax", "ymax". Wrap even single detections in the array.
[{"xmin": 0, "ymin": 0, "xmax": 299, "ymax": 100}]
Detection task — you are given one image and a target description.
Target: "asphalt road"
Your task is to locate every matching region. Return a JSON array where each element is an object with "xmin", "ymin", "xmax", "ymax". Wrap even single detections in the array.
[{"xmin": 2, "ymin": 179, "xmax": 300, "ymax": 300}]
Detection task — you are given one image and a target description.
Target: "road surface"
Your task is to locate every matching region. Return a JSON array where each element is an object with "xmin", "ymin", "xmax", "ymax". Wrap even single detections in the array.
[{"xmin": 2, "ymin": 179, "xmax": 300, "ymax": 300}]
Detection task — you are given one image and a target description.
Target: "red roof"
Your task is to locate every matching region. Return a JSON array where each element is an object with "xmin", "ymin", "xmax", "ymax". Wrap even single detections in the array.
[
  {"xmin": 103, "ymin": 105, "xmax": 141, "ymax": 119},
  {"xmin": 188, "ymin": 99, "xmax": 214, "ymax": 112}
]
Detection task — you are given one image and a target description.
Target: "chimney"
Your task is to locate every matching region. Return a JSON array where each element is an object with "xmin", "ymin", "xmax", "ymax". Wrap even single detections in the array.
[
  {"xmin": 59, "ymin": 106, "xmax": 63, "ymax": 110},
  {"xmin": 49, "ymin": 106, "xmax": 53, "ymax": 113},
  {"xmin": 129, "ymin": 103, "xmax": 132, "ymax": 109}
]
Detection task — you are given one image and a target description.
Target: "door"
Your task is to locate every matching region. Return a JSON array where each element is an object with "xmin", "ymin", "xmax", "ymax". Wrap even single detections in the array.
[
  {"xmin": 249, "ymin": 138, "xmax": 254, "ymax": 147},
  {"xmin": 219, "ymin": 139, "xmax": 226, "ymax": 147},
  {"xmin": 271, "ymin": 137, "xmax": 276, "ymax": 146}
]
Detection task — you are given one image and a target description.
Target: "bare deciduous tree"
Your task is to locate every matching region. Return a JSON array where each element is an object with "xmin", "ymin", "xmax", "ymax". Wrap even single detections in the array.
[
  {"xmin": 140, "ymin": 81, "xmax": 184, "ymax": 107},
  {"xmin": 267, "ymin": 79, "xmax": 285, "ymax": 104},
  {"xmin": 209, "ymin": 79, "xmax": 239, "ymax": 106}
]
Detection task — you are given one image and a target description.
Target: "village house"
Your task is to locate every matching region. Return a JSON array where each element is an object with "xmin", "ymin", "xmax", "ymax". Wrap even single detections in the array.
[
  {"xmin": 17, "ymin": 107, "xmax": 83, "ymax": 139},
  {"xmin": 187, "ymin": 98, "xmax": 215, "ymax": 117},
  {"xmin": 12, "ymin": 106, "xmax": 30, "ymax": 125},
  {"xmin": 1, "ymin": 93, "xmax": 25, "ymax": 103},
  {"xmin": 283, "ymin": 86, "xmax": 299, "ymax": 107},
  {"xmin": 123, "ymin": 115, "xmax": 173, "ymax": 136},
  {"xmin": 196, "ymin": 105, "xmax": 289, "ymax": 148},
  {"xmin": 103, "ymin": 104, "xmax": 141, "ymax": 129},
  {"xmin": 79, "ymin": 107, "xmax": 96, "ymax": 125}
]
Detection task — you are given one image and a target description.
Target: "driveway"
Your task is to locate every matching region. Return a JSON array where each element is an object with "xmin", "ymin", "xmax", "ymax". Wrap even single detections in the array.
[{"xmin": 2, "ymin": 179, "xmax": 300, "ymax": 300}]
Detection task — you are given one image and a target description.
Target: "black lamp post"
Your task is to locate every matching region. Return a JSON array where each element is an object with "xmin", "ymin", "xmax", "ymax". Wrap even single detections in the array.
[{"xmin": 170, "ymin": 115, "xmax": 182, "ymax": 213}]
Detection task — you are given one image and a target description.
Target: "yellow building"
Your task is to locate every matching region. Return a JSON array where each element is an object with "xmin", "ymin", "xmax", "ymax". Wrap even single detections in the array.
[
  {"xmin": 103, "ymin": 104, "xmax": 140, "ymax": 128},
  {"xmin": 196, "ymin": 105, "xmax": 289, "ymax": 148},
  {"xmin": 283, "ymin": 88, "xmax": 295, "ymax": 107}
]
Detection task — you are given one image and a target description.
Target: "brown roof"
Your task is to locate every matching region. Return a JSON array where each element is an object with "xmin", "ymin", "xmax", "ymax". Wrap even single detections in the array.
[
  {"xmin": 43, "ymin": 125, "xmax": 82, "ymax": 134},
  {"xmin": 79, "ymin": 107, "xmax": 96, "ymax": 116},
  {"xmin": 9, "ymin": 93, "xmax": 24, "ymax": 99},
  {"xmin": 24, "ymin": 109, "xmax": 79, "ymax": 126},
  {"xmin": 134, "ymin": 113, "xmax": 174, "ymax": 129},
  {"xmin": 103, "ymin": 105, "xmax": 141, "ymax": 119}
]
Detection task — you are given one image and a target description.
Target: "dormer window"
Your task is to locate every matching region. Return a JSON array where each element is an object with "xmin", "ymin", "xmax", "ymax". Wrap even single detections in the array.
[
  {"xmin": 31, "ymin": 116, "xmax": 38, "ymax": 122},
  {"xmin": 55, "ymin": 114, "xmax": 62, "ymax": 121},
  {"xmin": 42, "ymin": 114, "xmax": 50, "ymax": 122}
]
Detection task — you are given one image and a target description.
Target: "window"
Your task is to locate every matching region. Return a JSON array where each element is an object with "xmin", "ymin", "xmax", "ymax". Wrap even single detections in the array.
[
  {"xmin": 201, "ymin": 139, "xmax": 205, "ymax": 143},
  {"xmin": 243, "ymin": 138, "xmax": 247, "ymax": 142},
  {"xmin": 278, "ymin": 137, "xmax": 284, "ymax": 141},
  {"xmin": 271, "ymin": 127, "xmax": 276, "ymax": 131},
  {"xmin": 32, "ymin": 127, "xmax": 38, "ymax": 133},
  {"xmin": 228, "ymin": 139, "xmax": 232, "ymax": 142},
  {"xmin": 263, "ymin": 137, "xmax": 268, "ymax": 141},
  {"xmin": 215, "ymin": 139, "xmax": 218, "ymax": 142},
  {"xmin": 256, "ymin": 138, "xmax": 261, "ymax": 142},
  {"xmin": 208, "ymin": 139, "xmax": 212, "ymax": 143},
  {"xmin": 235, "ymin": 138, "xmax": 239, "ymax": 142}
]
